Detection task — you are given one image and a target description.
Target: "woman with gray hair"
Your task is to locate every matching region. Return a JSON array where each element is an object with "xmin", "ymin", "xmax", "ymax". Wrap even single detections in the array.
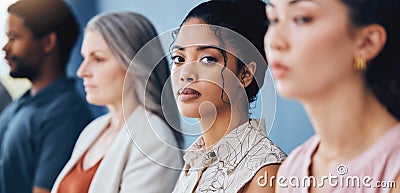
[{"xmin": 51, "ymin": 11, "xmax": 183, "ymax": 193}]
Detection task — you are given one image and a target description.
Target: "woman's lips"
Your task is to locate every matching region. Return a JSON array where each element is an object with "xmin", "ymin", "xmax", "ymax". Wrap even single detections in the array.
[
  {"xmin": 83, "ymin": 84, "xmax": 96, "ymax": 92},
  {"xmin": 270, "ymin": 62, "xmax": 289, "ymax": 79},
  {"xmin": 178, "ymin": 87, "xmax": 201, "ymax": 101}
]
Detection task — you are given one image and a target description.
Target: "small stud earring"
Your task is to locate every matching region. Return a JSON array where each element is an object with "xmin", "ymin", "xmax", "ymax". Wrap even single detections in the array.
[{"xmin": 354, "ymin": 56, "xmax": 367, "ymax": 71}]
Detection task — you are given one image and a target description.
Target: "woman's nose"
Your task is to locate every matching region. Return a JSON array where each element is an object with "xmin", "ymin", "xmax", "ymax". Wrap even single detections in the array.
[
  {"xmin": 179, "ymin": 63, "xmax": 197, "ymax": 82},
  {"xmin": 76, "ymin": 59, "xmax": 91, "ymax": 78}
]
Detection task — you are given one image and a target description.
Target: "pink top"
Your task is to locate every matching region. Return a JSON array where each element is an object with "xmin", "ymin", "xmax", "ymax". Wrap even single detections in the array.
[{"xmin": 279, "ymin": 124, "xmax": 400, "ymax": 193}]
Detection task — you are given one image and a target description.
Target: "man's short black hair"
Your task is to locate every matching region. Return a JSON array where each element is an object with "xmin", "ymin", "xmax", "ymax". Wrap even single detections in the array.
[{"xmin": 8, "ymin": 0, "xmax": 80, "ymax": 67}]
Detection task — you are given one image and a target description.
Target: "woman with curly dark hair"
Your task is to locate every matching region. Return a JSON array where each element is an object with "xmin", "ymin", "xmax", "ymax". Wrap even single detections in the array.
[{"xmin": 171, "ymin": 1, "xmax": 286, "ymax": 192}]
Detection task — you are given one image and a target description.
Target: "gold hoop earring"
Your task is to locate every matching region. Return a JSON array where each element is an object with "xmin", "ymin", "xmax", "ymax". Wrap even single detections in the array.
[{"xmin": 354, "ymin": 56, "xmax": 367, "ymax": 71}]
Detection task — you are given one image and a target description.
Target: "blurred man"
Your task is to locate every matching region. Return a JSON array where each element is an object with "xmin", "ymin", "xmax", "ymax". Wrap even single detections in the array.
[{"xmin": 0, "ymin": 0, "xmax": 93, "ymax": 192}]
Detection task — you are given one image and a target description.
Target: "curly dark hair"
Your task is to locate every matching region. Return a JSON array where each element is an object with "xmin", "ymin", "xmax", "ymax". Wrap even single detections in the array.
[{"xmin": 177, "ymin": 0, "xmax": 268, "ymax": 104}]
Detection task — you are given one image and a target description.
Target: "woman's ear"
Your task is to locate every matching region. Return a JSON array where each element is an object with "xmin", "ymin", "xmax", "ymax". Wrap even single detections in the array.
[
  {"xmin": 41, "ymin": 32, "xmax": 57, "ymax": 54},
  {"xmin": 355, "ymin": 24, "xmax": 387, "ymax": 61},
  {"xmin": 240, "ymin": 62, "xmax": 256, "ymax": 88}
]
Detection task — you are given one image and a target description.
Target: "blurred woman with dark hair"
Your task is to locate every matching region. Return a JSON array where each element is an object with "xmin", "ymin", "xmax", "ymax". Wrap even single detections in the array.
[{"xmin": 265, "ymin": 0, "xmax": 400, "ymax": 192}]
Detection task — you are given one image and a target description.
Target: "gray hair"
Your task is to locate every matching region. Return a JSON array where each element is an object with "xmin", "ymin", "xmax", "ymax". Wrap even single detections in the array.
[{"xmin": 86, "ymin": 12, "xmax": 183, "ymax": 148}]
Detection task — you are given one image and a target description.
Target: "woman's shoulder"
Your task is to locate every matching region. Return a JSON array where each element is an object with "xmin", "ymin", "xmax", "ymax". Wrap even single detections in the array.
[
  {"xmin": 124, "ymin": 106, "xmax": 179, "ymax": 151},
  {"xmin": 220, "ymin": 121, "xmax": 287, "ymax": 174},
  {"xmin": 252, "ymin": 137, "xmax": 287, "ymax": 163},
  {"xmin": 217, "ymin": 135, "xmax": 286, "ymax": 192},
  {"xmin": 347, "ymin": 124, "xmax": 400, "ymax": 180},
  {"xmin": 244, "ymin": 119, "xmax": 288, "ymax": 164},
  {"xmin": 127, "ymin": 107, "xmax": 174, "ymax": 138},
  {"xmin": 122, "ymin": 107, "xmax": 183, "ymax": 169}
]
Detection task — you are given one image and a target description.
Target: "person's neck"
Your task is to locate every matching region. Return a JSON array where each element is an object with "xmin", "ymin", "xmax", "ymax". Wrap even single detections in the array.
[
  {"xmin": 30, "ymin": 58, "xmax": 65, "ymax": 96},
  {"xmin": 30, "ymin": 74, "xmax": 65, "ymax": 96},
  {"xmin": 199, "ymin": 100, "xmax": 249, "ymax": 150},
  {"xmin": 302, "ymin": 80, "xmax": 398, "ymax": 163},
  {"xmin": 107, "ymin": 91, "xmax": 139, "ymax": 132}
]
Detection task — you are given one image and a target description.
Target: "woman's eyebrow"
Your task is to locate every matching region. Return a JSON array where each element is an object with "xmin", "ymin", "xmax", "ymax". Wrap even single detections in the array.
[
  {"xmin": 172, "ymin": 45, "xmax": 223, "ymax": 52},
  {"xmin": 172, "ymin": 45, "xmax": 185, "ymax": 51},
  {"xmin": 267, "ymin": 0, "xmax": 316, "ymax": 7},
  {"xmin": 289, "ymin": 0, "xmax": 316, "ymax": 6},
  {"xmin": 196, "ymin": 45, "xmax": 222, "ymax": 51}
]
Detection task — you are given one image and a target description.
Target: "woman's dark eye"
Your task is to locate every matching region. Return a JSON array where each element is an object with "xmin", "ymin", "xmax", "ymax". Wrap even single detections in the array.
[
  {"xmin": 294, "ymin": 16, "xmax": 312, "ymax": 24},
  {"xmin": 172, "ymin": 55, "xmax": 185, "ymax": 64},
  {"xmin": 200, "ymin": 56, "xmax": 217, "ymax": 64}
]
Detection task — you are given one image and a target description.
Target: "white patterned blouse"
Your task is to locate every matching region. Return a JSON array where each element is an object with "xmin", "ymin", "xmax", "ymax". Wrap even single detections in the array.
[{"xmin": 172, "ymin": 119, "xmax": 286, "ymax": 193}]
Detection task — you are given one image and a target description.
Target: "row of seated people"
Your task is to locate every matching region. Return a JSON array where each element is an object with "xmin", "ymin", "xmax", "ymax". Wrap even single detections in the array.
[{"xmin": 0, "ymin": 0, "xmax": 399, "ymax": 192}]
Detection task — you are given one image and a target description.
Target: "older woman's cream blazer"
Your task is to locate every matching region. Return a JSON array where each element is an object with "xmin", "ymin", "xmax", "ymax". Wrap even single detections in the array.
[{"xmin": 51, "ymin": 105, "xmax": 182, "ymax": 193}]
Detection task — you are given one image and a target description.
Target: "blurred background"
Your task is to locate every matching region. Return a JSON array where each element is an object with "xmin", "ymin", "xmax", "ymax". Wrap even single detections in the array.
[{"xmin": 0, "ymin": 0, "xmax": 314, "ymax": 153}]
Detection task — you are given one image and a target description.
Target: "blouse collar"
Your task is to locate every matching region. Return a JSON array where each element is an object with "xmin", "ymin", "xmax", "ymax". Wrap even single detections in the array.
[{"xmin": 183, "ymin": 119, "xmax": 268, "ymax": 174}]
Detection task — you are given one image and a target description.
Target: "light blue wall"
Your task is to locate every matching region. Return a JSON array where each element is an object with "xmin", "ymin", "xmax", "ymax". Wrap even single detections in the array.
[
  {"xmin": 66, "ymin": 0, "xmax": 314, "ymax": 154},
  {"xmin": 65, "ymin": 0, "xmax": 108, "ymax": 117},
  {"xmin": 270, "ymin": 97, "xmax": 314, "ymax": 153},
  {"xmin": 97, "ymin": 0, "xmax": 204, "ymax": 33}
]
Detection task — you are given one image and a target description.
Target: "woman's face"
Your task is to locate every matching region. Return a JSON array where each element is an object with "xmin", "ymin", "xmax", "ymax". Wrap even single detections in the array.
[
  {"xmin": 265, "ymin": 0, "xmax": 361, "ymax": 100},
  {"xmin": 171, "ymin": 19, "xmax": 243, "ymax": 118},
  {"xmin": 78, "ymin": 30, "xmax": 126, "ymax": 106}
]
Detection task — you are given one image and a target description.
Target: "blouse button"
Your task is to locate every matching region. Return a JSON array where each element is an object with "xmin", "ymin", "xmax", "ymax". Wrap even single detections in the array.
[{"xmin": 209, "ymin": 151, "xmax": 216, "ymax": 158}]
